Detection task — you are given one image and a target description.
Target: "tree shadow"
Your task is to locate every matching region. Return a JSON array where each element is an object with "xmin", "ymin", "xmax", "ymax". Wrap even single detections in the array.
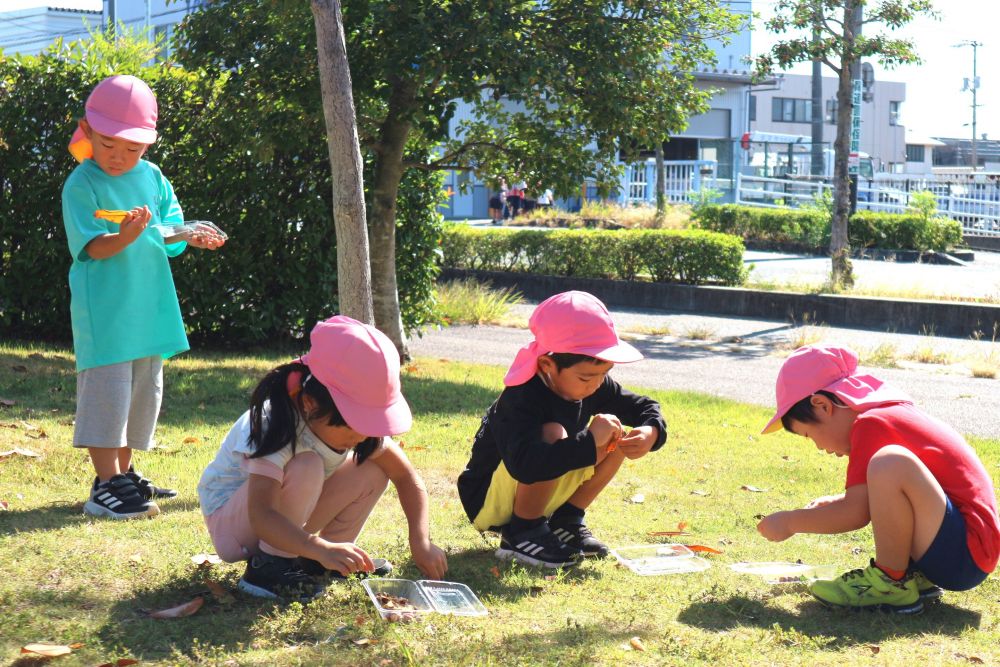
[
  {"xmin": 402, "ymin": 374, "xmax": 501, "ymax": 417},
  {"xmin": 677, "ymin": 593, "xmax": 982, "ymax": 646}
]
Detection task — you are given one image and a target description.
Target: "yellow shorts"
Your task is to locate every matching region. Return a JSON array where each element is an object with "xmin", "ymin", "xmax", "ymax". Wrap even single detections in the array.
[{"xmin": 471, "ymin": 461, "xmax": 595, "ymax": 532}]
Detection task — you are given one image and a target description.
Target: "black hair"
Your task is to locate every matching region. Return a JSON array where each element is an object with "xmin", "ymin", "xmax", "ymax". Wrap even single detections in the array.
[
  {"xmin": 780, "ymin": 390, "xmax": 845, "ymax": 433},
  {"xmin": 247, "ymin": 361, "xmax": 380, "ymax": 464},
  {"xmin": 548, "ymin": 352, "xmax": 603, "ymax": 370}
]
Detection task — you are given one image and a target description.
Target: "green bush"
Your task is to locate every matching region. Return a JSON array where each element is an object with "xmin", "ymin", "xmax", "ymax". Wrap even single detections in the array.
[
  {"xmin": 0, "ymin": 37, "xmax": 443, "ymax": 343},
  {"xmin": 693, "ymin": 204, "xmax": 963, "ymax": 253},
  {"xmin": 440, "ymin": 226, "xmax": 747, "ymax": 286}
]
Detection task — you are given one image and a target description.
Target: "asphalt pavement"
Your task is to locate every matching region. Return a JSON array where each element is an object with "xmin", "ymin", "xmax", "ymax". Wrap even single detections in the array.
[{"xmin": 415, "ymin": 242, "xmax": 1000, "ymax": 439}]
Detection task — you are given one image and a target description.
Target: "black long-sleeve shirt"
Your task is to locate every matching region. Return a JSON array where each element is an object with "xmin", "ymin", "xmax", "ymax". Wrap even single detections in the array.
[{"xmin": 457, "ymin": 374, "xmax": 667, "ymax": 521}]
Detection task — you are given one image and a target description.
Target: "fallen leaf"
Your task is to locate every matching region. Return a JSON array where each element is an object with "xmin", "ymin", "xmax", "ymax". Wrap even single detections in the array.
[
  {"xmin": 182, "ymin": 436, "xmax": 199, "ymax": 444},
  {"xmin": 648, "ymin": 531, "xmax": 691, "ymax": 537},
  {"xmin": 489, "ymin": 566, "xmax": 500, "ymax": 578},
  {"xmin": 629, "ymin": 636, "xmax": 646, "ymax": 651},
  {"xmin": 405, "ymin": 446, "xmax": 426, "ymax": 452},
  {"xmin": 353, "ymin": 638, "xmax": 373, "ymax": 646},
  {"xmin": 190, "ymin": 553, "xmax": 222, "ymax": 567},
  {"xmin": 205, "ymin": 579, "xmax": 235, "ymax": 604},
  {"xmin": 21, "ymin": 643, "xmax": 75, "ymax": 657},
  {"xmin": 719, "ymin": 537, "xmax": 733, "ymax": 545},
  {"xmin": 96, "ymin": 660, "xmax": 140, "ymax": 667},
  {"xmin": 543, "ymin": 574, "xmax": 558, "ymax": 581},
  {"xmin": 782, "ymin": 455, "xmax": 794, "ymax": 462},
  {"xmin": 677, "ymin": 521, "xmax": 688, "ymax": 532},
  {"xmin": 0, "ymin": 398, "xmax": 15, "ymax": 407},
  {"xmin": 686, "ymin": 544, "xmax": 723, "ymax": 555},
  {"xmin": 128, "ymin": 553, "xmax": 143, "ymax": 564},
  {"xmin": 866, "ymin": 644, "xmax": 880, "ymax": 655},
  {"xmin": 741, "ymin": 485, "xmax": 767, "ymax": 493},
  {"xmin": 405, "ymin": 364, "xmax": 418, "ymax": 373},
  {"xmin": 355, "ymin": 613, "xmax": 367, "ymax": 626},
  {"xmin": 0, "ymin": 500, "xmax": 8, "ymax": 510},
  {"xmin": 0, "ymin": 448, "xmax": 41, "ymax": 459},
  {"xmin": 25, "ymin": 429, "xmax": 48, "ymax": 439},
  {"xmin": 690, "ymin": 489, "xmax": 710, "ymax": 496},
  {"xmin": 149, "ymin": 596, "xmax": 204, "ymax": 619},
  {"xmin": 68, "ymin": 643, "xmax": 84, "ymax": 649},
  {"xmin": 629, "ymin": 493, "xmax": 645, "ymax": 504},
  {"xmin": 12, "ymin": 364, "xmax": 28, "ymax": 373},
  {"xmin": 954, "ymin": 655, "xmax": 984, "ymax": 665}
]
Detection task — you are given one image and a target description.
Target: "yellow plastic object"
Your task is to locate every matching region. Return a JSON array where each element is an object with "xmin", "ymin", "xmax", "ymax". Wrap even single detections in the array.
[{"xmin": 94, "ymin": 209, "xmax": 128, "ymax": 224}]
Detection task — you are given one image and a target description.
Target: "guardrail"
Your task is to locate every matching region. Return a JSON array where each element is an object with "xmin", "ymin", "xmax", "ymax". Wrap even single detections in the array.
[
  {"xmin": 619, "ymin": 159, "xmax": 719, "ymax": 205},
  {"xmin": 735, "ymin": 173, "xmax": 1000, "ymax": 237}
]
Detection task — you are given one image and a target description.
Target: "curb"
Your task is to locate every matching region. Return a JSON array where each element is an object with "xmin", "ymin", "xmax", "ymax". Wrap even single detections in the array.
[{"xmin": 442, "ymin": 269, "xmax": 1000, "ymax": 340}]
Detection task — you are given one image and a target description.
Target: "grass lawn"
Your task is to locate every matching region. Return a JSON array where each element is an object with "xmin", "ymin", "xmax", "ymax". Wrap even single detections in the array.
[{"xmin": 1, "ymin": 340, "xmax": 998, "ymax": 666}]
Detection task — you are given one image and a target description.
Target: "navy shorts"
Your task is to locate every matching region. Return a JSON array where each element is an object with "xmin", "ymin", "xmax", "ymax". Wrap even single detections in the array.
[{"xmin": 913, "ymin": 497, "xmax": 989, "ymax": 591}]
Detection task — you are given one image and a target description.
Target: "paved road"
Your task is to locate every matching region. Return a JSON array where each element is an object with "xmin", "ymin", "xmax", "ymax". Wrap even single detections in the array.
[{"xmin": 411, "ymin": 305, "xmax": 1000, "ymax": 440}]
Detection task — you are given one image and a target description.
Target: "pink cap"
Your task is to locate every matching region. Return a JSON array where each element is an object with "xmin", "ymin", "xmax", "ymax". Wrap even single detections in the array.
[
  {"xmin": 298, "ymin": 316, "xmax": 412, "ymax": 436},
  {"xmin": 84, "ymin": 75, "xmax": 158, "ymax": 144},
  {"xmin": 761, "ymin": 345, "xmax": 911, "ymax": 434},
  {"xmin": 503, "ymin": 291, "xmax": 642, "ymax": 386}
]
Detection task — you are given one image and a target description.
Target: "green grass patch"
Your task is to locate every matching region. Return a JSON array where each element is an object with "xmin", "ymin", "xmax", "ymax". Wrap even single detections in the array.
[
  {"xmin": 1, "ymin": 341, "xmax": 998, "ymax": 665},
  {"xmin": 435, "ymin": 279, "xmax": 524, "ymax": 326}
]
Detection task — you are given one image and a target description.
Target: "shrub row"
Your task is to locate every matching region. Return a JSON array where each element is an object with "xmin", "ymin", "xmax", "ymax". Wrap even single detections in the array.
[
  {"xmin": 441, "ymin": 226, "xmax": 747, "ymax": 285},
  {"xmin": 693, "ymin": 204, "xmax": 963, "ymax": 253}
]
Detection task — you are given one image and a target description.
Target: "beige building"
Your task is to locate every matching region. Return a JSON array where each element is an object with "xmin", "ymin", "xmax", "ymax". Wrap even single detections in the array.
[{"xmin": 750, "ymin": 73, "xmax": 906, "ymax": 174}]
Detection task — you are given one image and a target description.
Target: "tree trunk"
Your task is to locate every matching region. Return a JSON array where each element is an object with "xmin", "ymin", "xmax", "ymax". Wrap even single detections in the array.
[
  {"xmin": 369, "ymin": 80, "xmax": 417, "ymax": 360},
  {"xmin": 311, "ymin": 0, "xmax": 374, "ymax": 324},
  {"xmin": 829, "ymin": 4, "xmax": 857, "ymax": 289},
  {"xmin": 655, "ymin": 143, "xmax": 666, "ymax": 216}
]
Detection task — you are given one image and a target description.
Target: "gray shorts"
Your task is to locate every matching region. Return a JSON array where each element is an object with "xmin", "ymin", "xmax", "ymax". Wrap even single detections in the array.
[{"xmin": 74, "ymin": 356, "xmax": 163, "ymax": 451}]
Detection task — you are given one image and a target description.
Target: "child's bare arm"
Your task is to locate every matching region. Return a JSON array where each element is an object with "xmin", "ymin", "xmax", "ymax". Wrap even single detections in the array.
[
  {"xmin": 373, "ymin": 441, "xmax": 448, "ymax": 579},
  {"xmin": 85, "ymin": 206, "xmax": 150, "ymax": 259},
  {"xmin": 245, "ymin": 473, "xmax": 374, "ymax": 575},
  {"xmin": 758, "ymin": 484, "xmax": 869, "ymax": 541}
]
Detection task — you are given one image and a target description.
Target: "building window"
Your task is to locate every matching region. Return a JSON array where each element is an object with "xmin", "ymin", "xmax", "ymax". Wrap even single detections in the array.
[
  {"xmin": 889, "ymin": 101, "xmax": 901, "ymax": 126},
  {"xmin": 749, "ymin": 95, "xmax": 756, "ymax": 122},
  {"xmin": 771, "ymin": 97, "xmax": 811, "ymax": 123},
  {"xmin": 906, "ymin": 144, "xmax": 925, "ymax": 162}
]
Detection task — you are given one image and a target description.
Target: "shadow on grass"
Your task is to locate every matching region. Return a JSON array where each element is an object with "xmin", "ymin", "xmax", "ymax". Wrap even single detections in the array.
[
  {"xmin": 678, "ymin": 593, "xmax": 981, "ymax": 645},
  {"xmin": 0, "ymin": 502, "xmax": 91, "ymax": 534},
  {"xmin": 402, "ymin": 375, "xmax": 501, "ymax": 417}
]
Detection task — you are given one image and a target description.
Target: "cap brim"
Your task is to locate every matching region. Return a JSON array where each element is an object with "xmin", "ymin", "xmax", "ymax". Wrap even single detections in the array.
[
  {"xmin": 585, "ymin": 340, "xmax": 643, "ymax": 364},
  {"xmin": 328, "ymin": 387, "xmax": 412, "ymax": 437},
  {"xmin": 86, "ymin": 111, "xmax": 157, "ymax": 144},
  {"xmin": 761, "ymin": 415, "xmax": 784, "ymax": 435}
]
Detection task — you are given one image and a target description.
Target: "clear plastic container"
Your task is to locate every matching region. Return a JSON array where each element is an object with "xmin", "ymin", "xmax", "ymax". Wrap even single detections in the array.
[
  {"xmin": 611, "ymin": 544, "xmax": 712, "ymax": 575},
  {"xmin": 730, "ymin": 561, "xmax": 837, "ymax": 584},
  {"xmin": 362, "ymin": 579, "xmax": 487, "ymax": 619},
  {"xmin": 157, "ymin": 220, "xmax": 229, "ymax": 244}
]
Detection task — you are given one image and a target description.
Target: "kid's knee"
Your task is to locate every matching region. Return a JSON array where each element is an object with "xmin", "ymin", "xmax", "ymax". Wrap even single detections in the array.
[
  {"xmin": 866, "ymin": 445, "xmax": 921, "ymax": 482},
  {"xmin": 541, "ymin": 421, "xmax": 568, "ymax": 444}
]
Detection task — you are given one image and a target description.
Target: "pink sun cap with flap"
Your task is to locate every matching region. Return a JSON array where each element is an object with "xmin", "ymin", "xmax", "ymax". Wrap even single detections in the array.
[
  {"xmin": 298, "ymin": 316, "xmax": 412, "ymax": 436},
  {"xmin": 69, "ymin": 75, "xmax": 158, "ymax": 162},
  {"xmin": 503, "ymin": 290, "xmax": 643, "ymax": 387},
  {"xmin": 761, "ymin": 344, "xmax": 912, "ymax": 435}
]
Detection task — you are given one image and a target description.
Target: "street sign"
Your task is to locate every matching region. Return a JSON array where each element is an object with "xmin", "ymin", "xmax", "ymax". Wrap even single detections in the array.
[{"xmin": 849, "ymin": 79, "xmax": 862, "ymax": 175}]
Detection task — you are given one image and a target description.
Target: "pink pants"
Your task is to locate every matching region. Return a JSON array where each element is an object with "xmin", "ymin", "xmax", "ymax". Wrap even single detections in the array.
[{"xmin": 205, "ymin": 450, "xmax": 389, "ymax": 562}]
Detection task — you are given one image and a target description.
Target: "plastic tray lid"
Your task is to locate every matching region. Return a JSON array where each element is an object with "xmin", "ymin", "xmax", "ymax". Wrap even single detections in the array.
[
  {"xmin": 729, "ymin": 561, "xmax": 835, "ymax": 584},
  {"xmin": 157, "ymin": 220, "xmax": 229, "ymax": 244},
  {"xmin": 362, "ymin": 578, "xmax": 434, "ymax": 618},
  {"xmin": 417, "ymin": 580, "xmax": 488, "ymax": 617},
  {"xmin": 611, "ymin": 544, "xmax": 711, "ymax": 576}
]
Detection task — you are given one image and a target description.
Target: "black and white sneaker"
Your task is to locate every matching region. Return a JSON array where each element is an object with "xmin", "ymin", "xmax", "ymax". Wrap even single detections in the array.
[
  {"xmin": 125, "ymin": 466, "xmax": 178, "ymax": 500},
  {"xmin": 84, "ymin": 474, "xmax": 160, "ymax": 519},
  {"xmin": 496, "ymin": 522, "xmax": 581, "ymax": 569},
  {"xmin": 549, "ymin": 516, "xmax": 610, "ymax": 558},
  {"xmin": 238, "ymin": 553, "xmax": 324, "ymax": 601}
]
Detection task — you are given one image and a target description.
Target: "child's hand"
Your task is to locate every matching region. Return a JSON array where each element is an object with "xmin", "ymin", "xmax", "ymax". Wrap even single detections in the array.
[
  {"xmin": 757, "ymin": 511, "xmax": 795, "ymax": 542},
  {"xmin": 410, "ymin": 539, "xmax": 448, "ymax": 580},
  {"xmin": 805, "ymin": 493, "xmax": 844, "ymax": 509},
  {"xmin": 187, "ymin": 228, "xmax": 226, "ymax": 250},
  {"xmin": 317, "ymin": 541, "xmax": 375, "ymax": 576},
  {"xmin": 616, "ymin": 425, "xmax": 658, "ymax": 460},
  {"xmin": 118, "ymin": 206, "xmax": 150, "ymax": 243},
  {"xmin": 588, "ymin": 414, "xmax": 623, "ymax": 450}
]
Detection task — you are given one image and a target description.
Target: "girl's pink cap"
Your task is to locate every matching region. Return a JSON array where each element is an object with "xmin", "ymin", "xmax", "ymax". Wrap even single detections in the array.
[
  {"xmin": 761, "ymin": 344, "xmax": 911, "ymax": 434},
  {"xmin": 298, "ymin": 316, "xmax": 412, "ymax": 436},
  {"xmin": 503, "ymin": 291, "xmax": 642, "ymax": 386},
  {"xmin": 88, "ymin": 75, "xmax": 159, "ymax": 142}
]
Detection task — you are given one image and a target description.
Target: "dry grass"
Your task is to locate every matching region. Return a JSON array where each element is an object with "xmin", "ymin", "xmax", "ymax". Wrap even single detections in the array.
[
  {"xmin": 680, "ymin": 324, "xmax": 716, "ymax": 341},
  {"xmin": 858, "ymin": 342, "xmax": 900, "ymax": 368},
  {"xmin": 513, "ymin": 201, "xmax": 692, "ymax": 230}
]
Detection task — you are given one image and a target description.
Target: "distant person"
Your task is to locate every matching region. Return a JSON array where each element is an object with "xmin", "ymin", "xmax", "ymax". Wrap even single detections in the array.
[
  {"xmin": 198, "ymin": 316, "xmax": 447, "ymax": 599},
  {"xmin": 757, "ymin": 345, "xmax": 999, "ymax": 614},
  {"xmin": 507, "ymin": 179, "xmax": 525, "ymax": 218},
  {"xmin": 488, "ymin": 189, "xmax": 504, "ymax": 224},
  {"xmin": 457, "ymin": 291, "xmax": 667, "ymax": 568},
  {"xmin": 62, "ymin": 75, "xmax": 225, "ymax": 520},
  {"xmin": 536, "ymin": 187, "xmax": 554, "ymax": 210}
]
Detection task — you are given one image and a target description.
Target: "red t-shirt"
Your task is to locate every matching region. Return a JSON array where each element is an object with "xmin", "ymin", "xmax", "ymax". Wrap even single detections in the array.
[{"xmin": 845, "ymin": 403, "xmax": 1000, "ymax": 573}]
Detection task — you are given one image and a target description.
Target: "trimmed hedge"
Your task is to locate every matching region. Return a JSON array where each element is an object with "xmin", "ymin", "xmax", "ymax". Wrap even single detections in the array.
[
  {"xmin": 693, "ymin": 204, "xmax": 963, "ymax": 253},
  {"xmin": 441, "ymin": 226, "xmax": 747, "ymax": 285}
]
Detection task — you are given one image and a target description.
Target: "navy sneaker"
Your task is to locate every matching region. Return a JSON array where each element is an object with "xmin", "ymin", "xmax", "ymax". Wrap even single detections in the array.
[
  {"xmin": 496, "ymin": 522, "xmax": 581, "ymax": 569},
  {"xmin": 297, "ymin": 555, "xmax": 393, "ymax": 580},
  {"xmin": 126, "ymin": 466, "xmax": 178, "ymax": 500},
  {"xmin": 84, "ymin": 474, "xmax": 159, "ymax": 519},
  {"xmin": 238, "ymin": 553, "xmax": 324, "ymax": 601},
  {"xmin": 549, "ymin": 516, "xmax": 610, "ymax": 558}
]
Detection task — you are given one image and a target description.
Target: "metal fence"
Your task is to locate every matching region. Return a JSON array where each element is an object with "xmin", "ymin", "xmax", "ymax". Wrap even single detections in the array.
[
  {"xmin": 618, "ymin": 159, "xmax": 718, "ymax": 206},
  {"xmin": 734, "ymin": 173, "xmax": 1000, "ymax": 237}
]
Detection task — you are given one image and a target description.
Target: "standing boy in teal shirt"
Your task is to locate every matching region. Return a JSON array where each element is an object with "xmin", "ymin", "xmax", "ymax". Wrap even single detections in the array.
[{"xmin": 62, "ymin": 75, "xmax": 225, "ymax": 519}]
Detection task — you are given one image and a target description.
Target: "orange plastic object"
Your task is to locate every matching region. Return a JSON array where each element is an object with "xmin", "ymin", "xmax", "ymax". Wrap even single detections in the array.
[
  {"xmin": 685, "ymin": 544, "xmax": 724, "ymax": 555},
  {"xmin": 94, "ymin": 209, "xmax": 128, "ymax": 224}
]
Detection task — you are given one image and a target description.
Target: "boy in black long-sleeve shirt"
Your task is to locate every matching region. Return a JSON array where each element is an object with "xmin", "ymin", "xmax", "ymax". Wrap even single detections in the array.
[{"xmin": 457, "ymin": 291, "xmax": 667, "ymax": 568}]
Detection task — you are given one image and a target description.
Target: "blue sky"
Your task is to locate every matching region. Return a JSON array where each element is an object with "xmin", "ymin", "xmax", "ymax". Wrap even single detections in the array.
[{"xmin": 8, "ymin": 1, "xmax": 994, "ymax": 140}]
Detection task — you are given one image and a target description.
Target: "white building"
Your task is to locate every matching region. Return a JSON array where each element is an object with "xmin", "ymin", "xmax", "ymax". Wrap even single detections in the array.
[
  {"xmin": 0, "ymin": 6, "xmax": 101, "ymax": 56},
  {"xmin": 903, "ymin": 131, "xmax": 944, "ymax": 176}
]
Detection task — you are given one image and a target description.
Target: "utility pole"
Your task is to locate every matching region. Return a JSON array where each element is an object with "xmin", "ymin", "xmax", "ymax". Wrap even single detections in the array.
[
  {"xmin": 955, "ymin": 41, "xmax": 982, "ymax": 171},
  {"xmin": 810, "ymin": 0, "xmax": 824, "ymax": 177}
]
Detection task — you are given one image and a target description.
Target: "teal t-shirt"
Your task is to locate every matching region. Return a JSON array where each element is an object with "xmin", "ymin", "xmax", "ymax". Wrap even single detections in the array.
[{"xmin": 61, "ymin": 159, "xmax": 190, "ymax": 372}]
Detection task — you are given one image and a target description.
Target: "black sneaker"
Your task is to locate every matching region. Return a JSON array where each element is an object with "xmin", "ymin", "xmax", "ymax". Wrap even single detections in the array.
[
  {"xmin": 549, "ymin": 516, "xmax": 610, "ymax": 558},
  {"xmin": 297, "ymin": 556, "xmax": 393, "ymax": 580},
  {"xmin": 126, "ymin": 466, "xmax": 178, "ymax": 500},
  {"xmin": 84, "ymin": 474, "xmax": 160, "ymax": 519},
  {"xmin": 496, "ymin": 522, "xmax": 581, "ymax": 569},
  {"xmin": 238, "ymin": 553, "xmax": 324, "ymax": 600}
]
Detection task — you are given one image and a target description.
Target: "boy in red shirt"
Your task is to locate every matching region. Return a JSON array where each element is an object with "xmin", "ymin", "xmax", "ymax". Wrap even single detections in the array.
[{"xmin": 757, "ymin": 345, "xmax": 999, "ymax": 614}]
